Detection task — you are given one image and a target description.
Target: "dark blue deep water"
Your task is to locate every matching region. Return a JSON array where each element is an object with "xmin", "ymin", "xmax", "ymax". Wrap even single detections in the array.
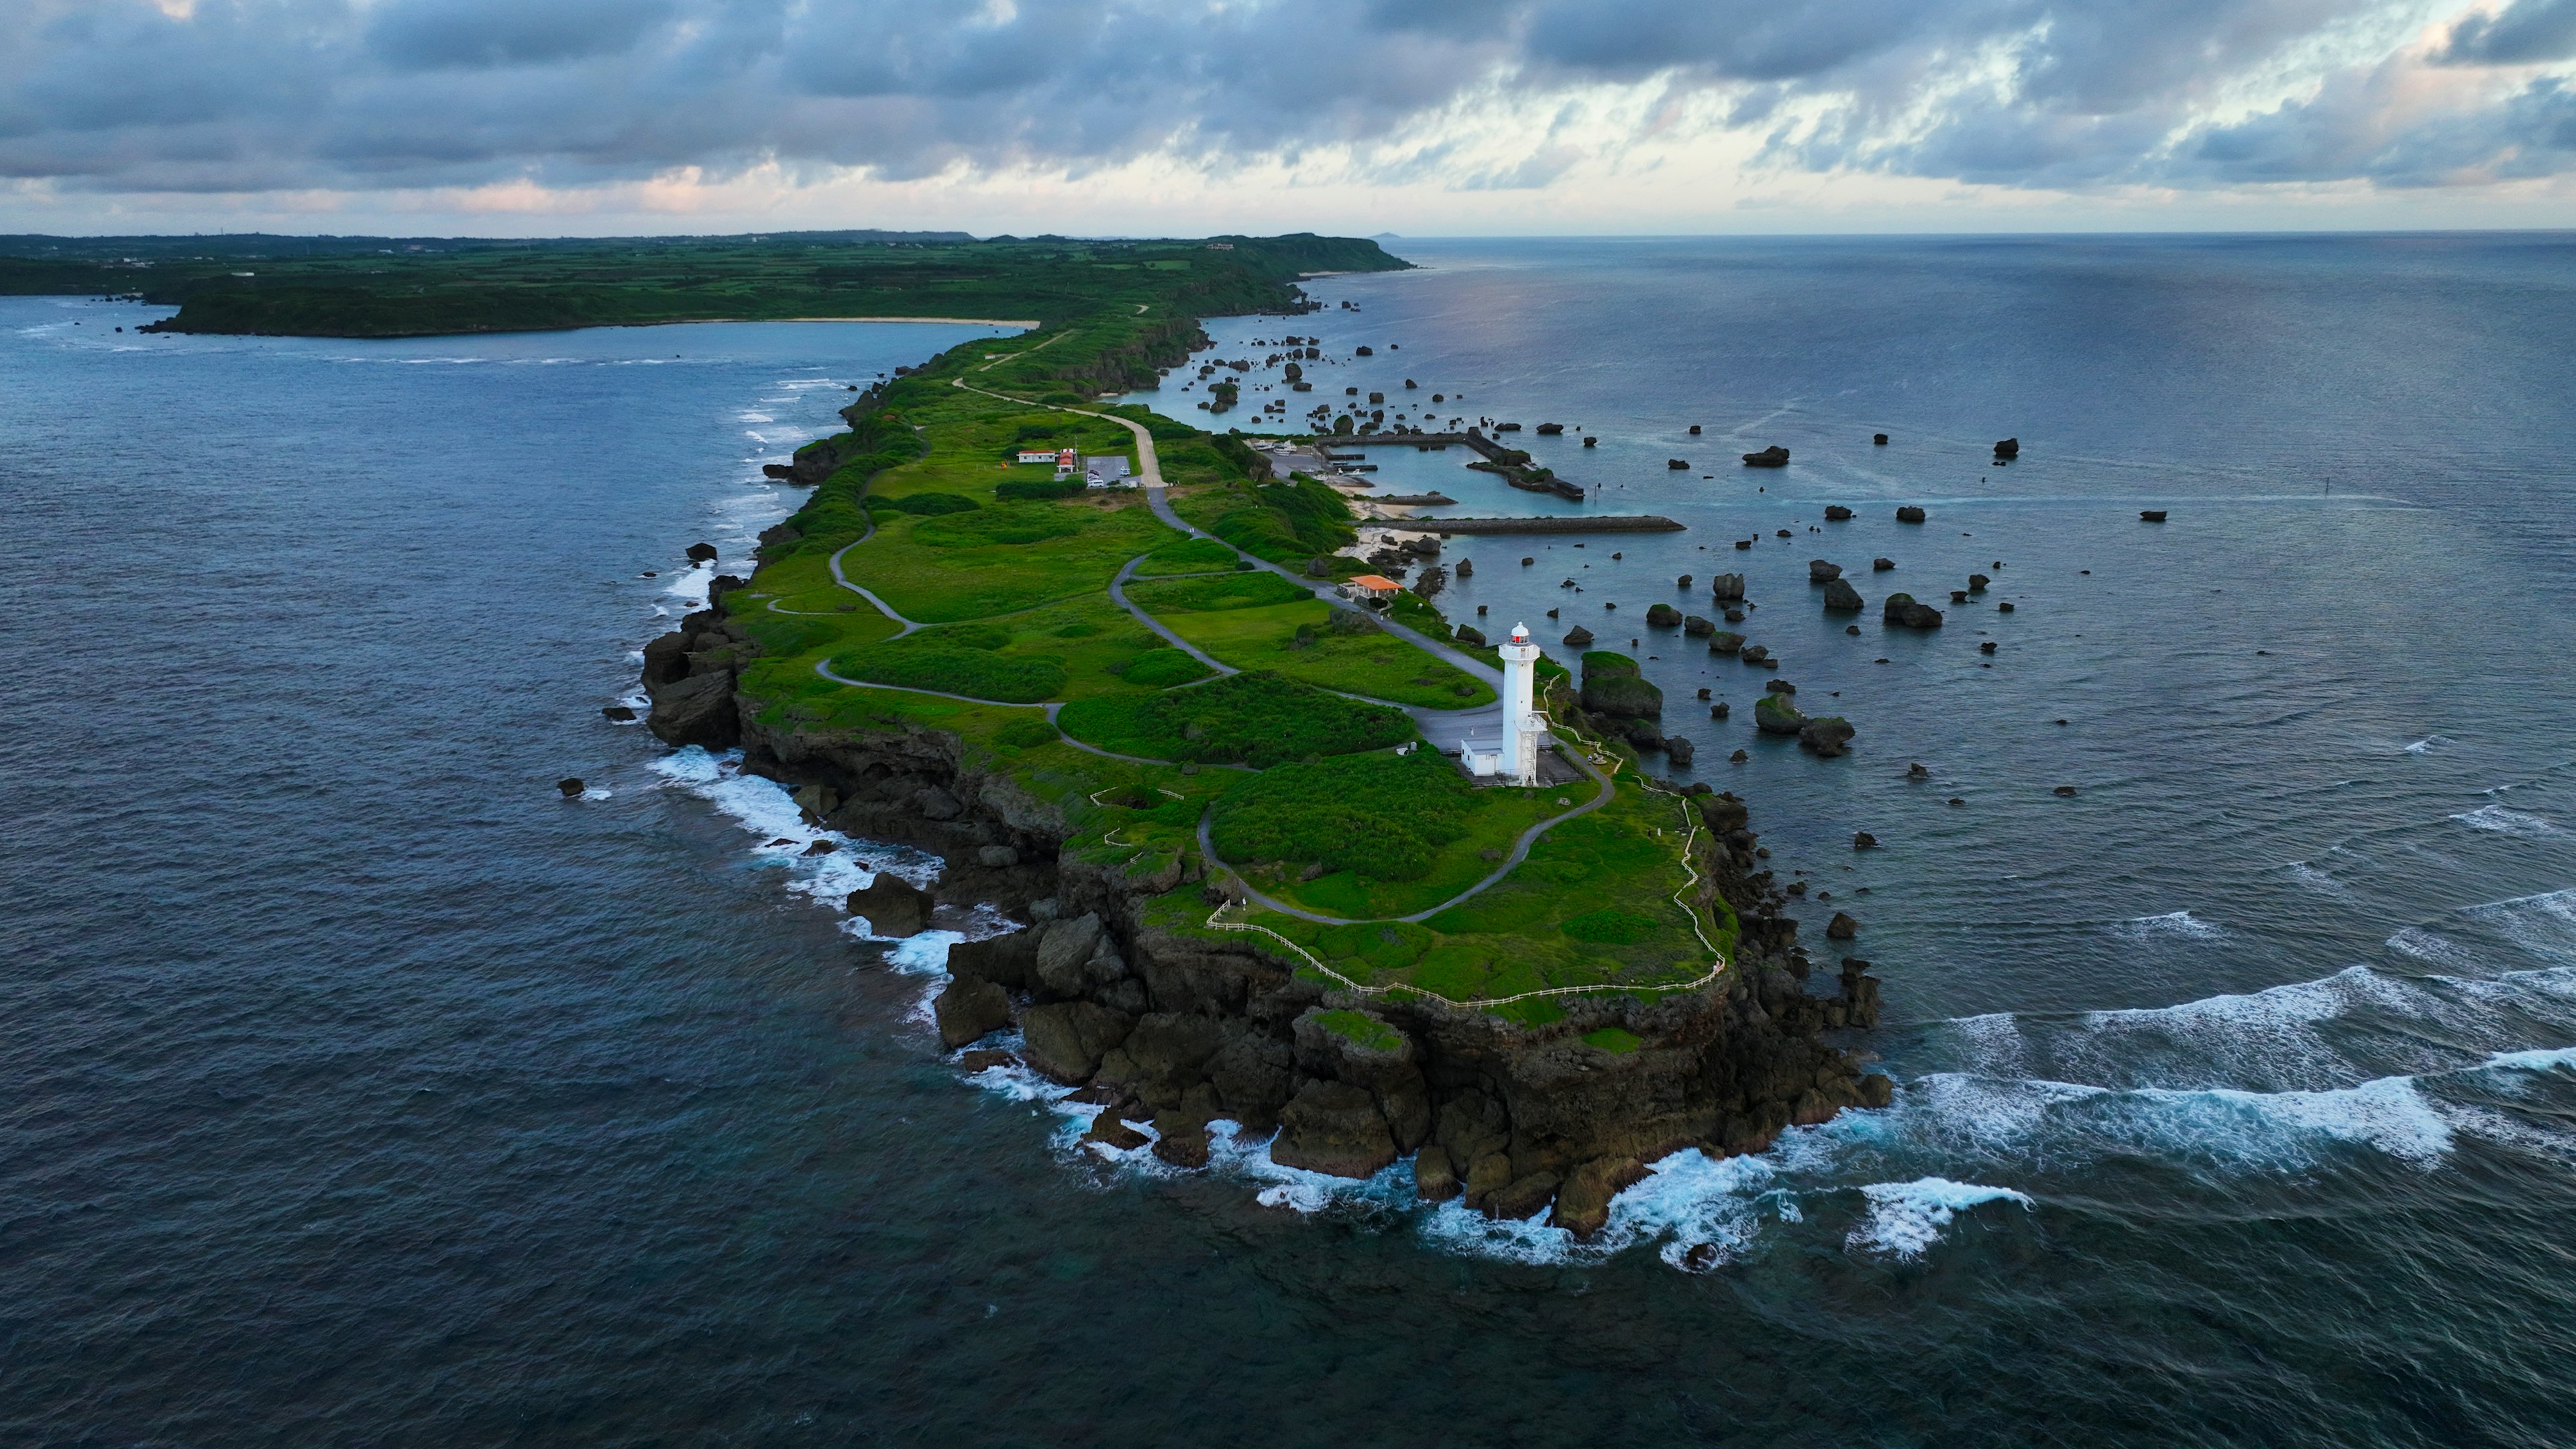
[{"xmin": 8, "ymin": 235, "xmax": 2576, "ymax": 1447}]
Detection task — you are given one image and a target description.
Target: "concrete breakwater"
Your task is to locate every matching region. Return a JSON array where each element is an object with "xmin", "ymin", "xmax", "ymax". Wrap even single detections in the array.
[
  {"xmin": 1382, "ymin": 515, "xmax": 1684, "ymax": 535},
  {"xmin": 1328, "ymin": 429, "xmax": 1588, "ymax": 502}
]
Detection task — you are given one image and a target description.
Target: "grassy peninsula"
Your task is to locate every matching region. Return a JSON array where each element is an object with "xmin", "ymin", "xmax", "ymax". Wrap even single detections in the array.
[{"xmin": 650, "ymin": 237, "xmax": 1743, "ymax": 1020}]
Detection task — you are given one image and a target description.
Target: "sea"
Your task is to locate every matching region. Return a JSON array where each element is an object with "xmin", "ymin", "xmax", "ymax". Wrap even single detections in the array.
[{"xmin": 5, "ymin": 233, "xmax": 2575, "ymax": 1446}]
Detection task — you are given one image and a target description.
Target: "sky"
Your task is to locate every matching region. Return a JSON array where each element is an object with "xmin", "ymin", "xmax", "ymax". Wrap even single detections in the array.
[{"xmin": 4, "ymin": 0, "xmax": 2575, "ymax": 237}]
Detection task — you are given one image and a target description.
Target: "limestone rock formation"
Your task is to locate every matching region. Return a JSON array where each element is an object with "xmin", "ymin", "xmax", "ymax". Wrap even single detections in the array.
[{"xmin": 847, "ymin": 875, "xmax": 931, "ymax": 936}]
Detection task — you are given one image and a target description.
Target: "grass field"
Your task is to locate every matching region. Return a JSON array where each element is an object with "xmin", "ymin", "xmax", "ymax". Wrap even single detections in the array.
[
  {"xmin": 839, "ymin": 494, "xmax": 1179, "ymax": 621},
  {"xmin": 1143, "ymin": 766, "xmax": 1728, "ymax": 1020},
  {"xmin": 1130, "ymin": 537, "xmax": 1242, "ymax": 577},
  {"xmin": 1122, "ymin": 570, "xmax": 1312, "ymax": 614},
  {"xmin": 1232, "ymin": 781, "xmax": 1570, "ymax": 919},
  {"xmin": 1156, "ymin": 599, "xmax": 1495, "ymax": 708},
  {"xmin": 1053, "ymin": 670, "xmax": 1413, "ymax": 766}
]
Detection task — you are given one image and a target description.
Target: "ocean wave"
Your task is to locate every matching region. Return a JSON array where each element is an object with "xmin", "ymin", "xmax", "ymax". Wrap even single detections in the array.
[
  {"xmin": 2404, "ymin": 735, "xmax": 2449, "ymax": 755},
  {"xmin": 2462, "ymin": 888, "xmax": 2576, "ymax": 967},
  {"xmin": 647, "ymin": 746, "xmax": 942, "ymax": 923},
  {"xmin": 2286, "ymin": 860, "xmax": 2351, "ymax": 898},
  {"xmin": 1847, "ymin": 1178, "xmax": 2033, "ymax": 1260},
  {"xmin": 2451, "ymin": 804, "xmax": 2559, "ymax": 837},
  {"xmin": 2480, "ymin": 1044, "xmax": 2576, "ymax": 1074},
  {"xmin": 2106, "ymin": 910, "xmax": 2224, "ymax": 941},
  {"xmin": 2385, "ymin": 926, "xmax": 2485, "ymax": 969},
  {"xmin": 1879, "ymin": 1069, "xmax": 2456, "ymax": 1171}
]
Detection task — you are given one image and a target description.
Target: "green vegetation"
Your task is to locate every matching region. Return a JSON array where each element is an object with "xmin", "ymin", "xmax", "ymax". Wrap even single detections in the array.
[
  {"xmin": 1211, "ymin": 750, "xmax": 1473, "ymax": 881},
  {"xmin": 1175, "ymin": 475, "xmax": 1360, "ymax": 566},
  {"xmin": 1122, "ymin": 570, "xmax": 1311, "ymax": 614},
  {"xmin": 1313, "ymin": 1010, "xmax": 1405, "ymax": 1053},
  {"xmin": 1582, "ymin": 1027, "xmax": 1644, "ymax": 1055},
  {"xmin": 1117, "ymin": 649, "xmax": 1214, "ymax": 688},
  {"xmin": 1150, "ymin": 767, "xmax": 1727, "ymax": 1010},
  {"xmin": 1055, "ymin": 671, "xmax": 1414, "ymax": 767},
  {"xmin": 1231, "ymin": 784, "xmax": 1564, "ymax": 920},
  {"xmin": 4, "ymin": 231, "xmax": 1409, "ymax": 341},
  {"xmin": 1132, "ymin": 537, "xmax": 1243, "ymax": 576},
  {"xmin": 869, "ymin": 492, "xmax": 979, "ymax": 516},
  {"xmin": 830, "ymin": 625, "xmax": 1069, "ymax": 703},
  {"xmin": 1155, "ymin": 600, "xmax": 1495, "ymax": 708}
]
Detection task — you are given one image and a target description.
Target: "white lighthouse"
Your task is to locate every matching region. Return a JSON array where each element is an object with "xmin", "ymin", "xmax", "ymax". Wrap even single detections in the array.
[{"xmin": 1497, "ymin": 623, "xmax": 1544, "ymax": 787}]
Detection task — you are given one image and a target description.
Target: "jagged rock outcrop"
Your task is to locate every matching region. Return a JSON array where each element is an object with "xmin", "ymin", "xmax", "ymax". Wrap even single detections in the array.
[
  {"xmin": 1882, "ymin": 593, "xmax": 1944, "ymax": 629},
  {"xmin": 653, "ymin": 610, "xmax": 1896, "ymax": 1231},
  {"xmin": 641, "ymin": 606, "xmax": 749, "ymax": 749},
  {"xmin": 1821, "ymin": 578, "xmax": 1864, "ymax": 612}
]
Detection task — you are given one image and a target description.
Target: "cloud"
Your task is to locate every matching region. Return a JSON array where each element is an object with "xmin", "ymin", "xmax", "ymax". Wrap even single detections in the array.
[
  {"xmin": 0, "ymin": 0, "xmax": 2573, "ymax": 209},
  {"xmin": 2438, "ymin": 0, "xmax": 2576, "ymax": 63}
]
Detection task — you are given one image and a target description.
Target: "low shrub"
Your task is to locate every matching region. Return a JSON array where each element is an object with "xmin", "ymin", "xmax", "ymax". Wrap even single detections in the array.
[
  {"xmin": 869, "ymin": 492, "xmax": 979, "ymax": 516},
  {"xmin": 1210, "ymin": 749, "xmax": 1472, "ymax": 880},
  {"xmin": 912, "ymin": 502, "xmax": 1088, "ymax": 547},
  {"xmin": 1560, "ymin": 908, "xmax": 1662, "ymax": 944},
  {"xmin": 1126, "ymin": 571, "xmax": 1310, "ymax": 614},
  {"xmin": 831, "ymin": 626, "xmax": 1066, "ymax": 703},
  {"xmin": 995, "ymin": 478, "xmax": 1088, "ymax": 502},
  {"xmin": 995, "ymin": 716, "xmax": 1061, "ymax": 748},
  {"xmin": 1120, "ymin": 649, "xmax": 1214, "ymax": 687},
  {"xmin": 1057, "ymin": 669, "xmax": 1412, "ymax": 767}
]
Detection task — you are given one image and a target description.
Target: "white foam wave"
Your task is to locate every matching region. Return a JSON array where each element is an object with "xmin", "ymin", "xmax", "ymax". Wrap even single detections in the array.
[
  {"xmin": 2287, "ymin": 861, "xmax": 2351, "ymax": 898},
  {"xmin": 2452, "ymin": 804, "xmax": 2559, "ymax": 838},
  {"xmin": 2043, "ymin": 965, "xmax": 2433, "ymax": 1090},
  {"xmin": 1847, "ymin": 1178, "xmax": 2033, "ymax": 1259},
  {"xmin": 647, "ymin": 746, "xmax": 941, "ymax": 920},
  {"xmin": 2463, "ymin": 888, "xmax": 2576, "ymax": 967},
  {"xmin": 2404, "ymin": 735, "xmax": 2449, "ymax": 755},
  {"xmin": 1949, "ymin": 1012, "xmax": 2027, "ymax": 1075},
  {"xmin": 2481, "ymin": 1045, "xmax": 2576, "ymax": 1073},
  {"xmin": 2108, "ymin": 910, "xmax": 2224, "ymax": 941},
  {"xmin": 1885, "ymin": 1070, "xmax": 2455, "ymax": 1170},
  {"xmin": 2386, "ymin": 926, "xmax": 2483, "ymax": 969}
]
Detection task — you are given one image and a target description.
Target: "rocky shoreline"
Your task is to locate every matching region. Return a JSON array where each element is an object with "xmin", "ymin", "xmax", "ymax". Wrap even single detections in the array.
[{"xmin": 644, "ymin": 601, "xmax": 1892, "ymax": 1237}]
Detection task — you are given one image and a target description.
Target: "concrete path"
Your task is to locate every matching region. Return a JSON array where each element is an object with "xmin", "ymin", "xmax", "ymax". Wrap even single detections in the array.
[
  {"xmin": 806, "ymin": 659, "xmax": 1240, "ymax": 771},
  {"xmin": 1106, "ymin": 553, "xmax": 1237, "ymax": 676},
  {"xmin": 828, "ymin": 535, "xmax": 920, "ymax": 638},
  {"xmin": 1193, "ymin": 747, "xmax": 1615, "ymax": 926}
]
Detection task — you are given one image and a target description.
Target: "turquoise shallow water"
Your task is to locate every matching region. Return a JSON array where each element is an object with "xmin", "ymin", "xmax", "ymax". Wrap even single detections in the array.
[{"xmin": 6, "ymin": 235, "xmax": 2576, "ymax": 1446}]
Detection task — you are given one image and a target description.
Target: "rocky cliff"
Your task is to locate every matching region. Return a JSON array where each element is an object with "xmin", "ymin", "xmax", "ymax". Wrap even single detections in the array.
[{"xmin": 643, "ymin": 607, "xmax": 1890, "ymax": 1238}]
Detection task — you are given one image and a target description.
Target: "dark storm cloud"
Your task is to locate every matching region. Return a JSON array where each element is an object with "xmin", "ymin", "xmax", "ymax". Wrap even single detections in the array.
[{"xmin": 1, "ymin": 0, "xmax": 2571, "ymax": 195}]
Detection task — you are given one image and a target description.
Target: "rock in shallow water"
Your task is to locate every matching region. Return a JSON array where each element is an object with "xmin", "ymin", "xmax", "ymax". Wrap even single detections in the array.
[
  {"xmin": 934, "ymin": 977, "xmax": 1012, "ymax": 1049},
  {"xmin": 847, "ymin": 876, "xmax": 930, "ymax": 937},
  {"xmin": 1272, "ymin": 1079, "xmax": 1397, "ymax": 1179}
]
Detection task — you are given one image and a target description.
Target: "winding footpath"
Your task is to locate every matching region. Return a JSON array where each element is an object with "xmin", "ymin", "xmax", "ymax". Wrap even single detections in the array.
[{"xmin": 1193, "ymin": 748, "xmax": 1614, "ymax": 926}]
